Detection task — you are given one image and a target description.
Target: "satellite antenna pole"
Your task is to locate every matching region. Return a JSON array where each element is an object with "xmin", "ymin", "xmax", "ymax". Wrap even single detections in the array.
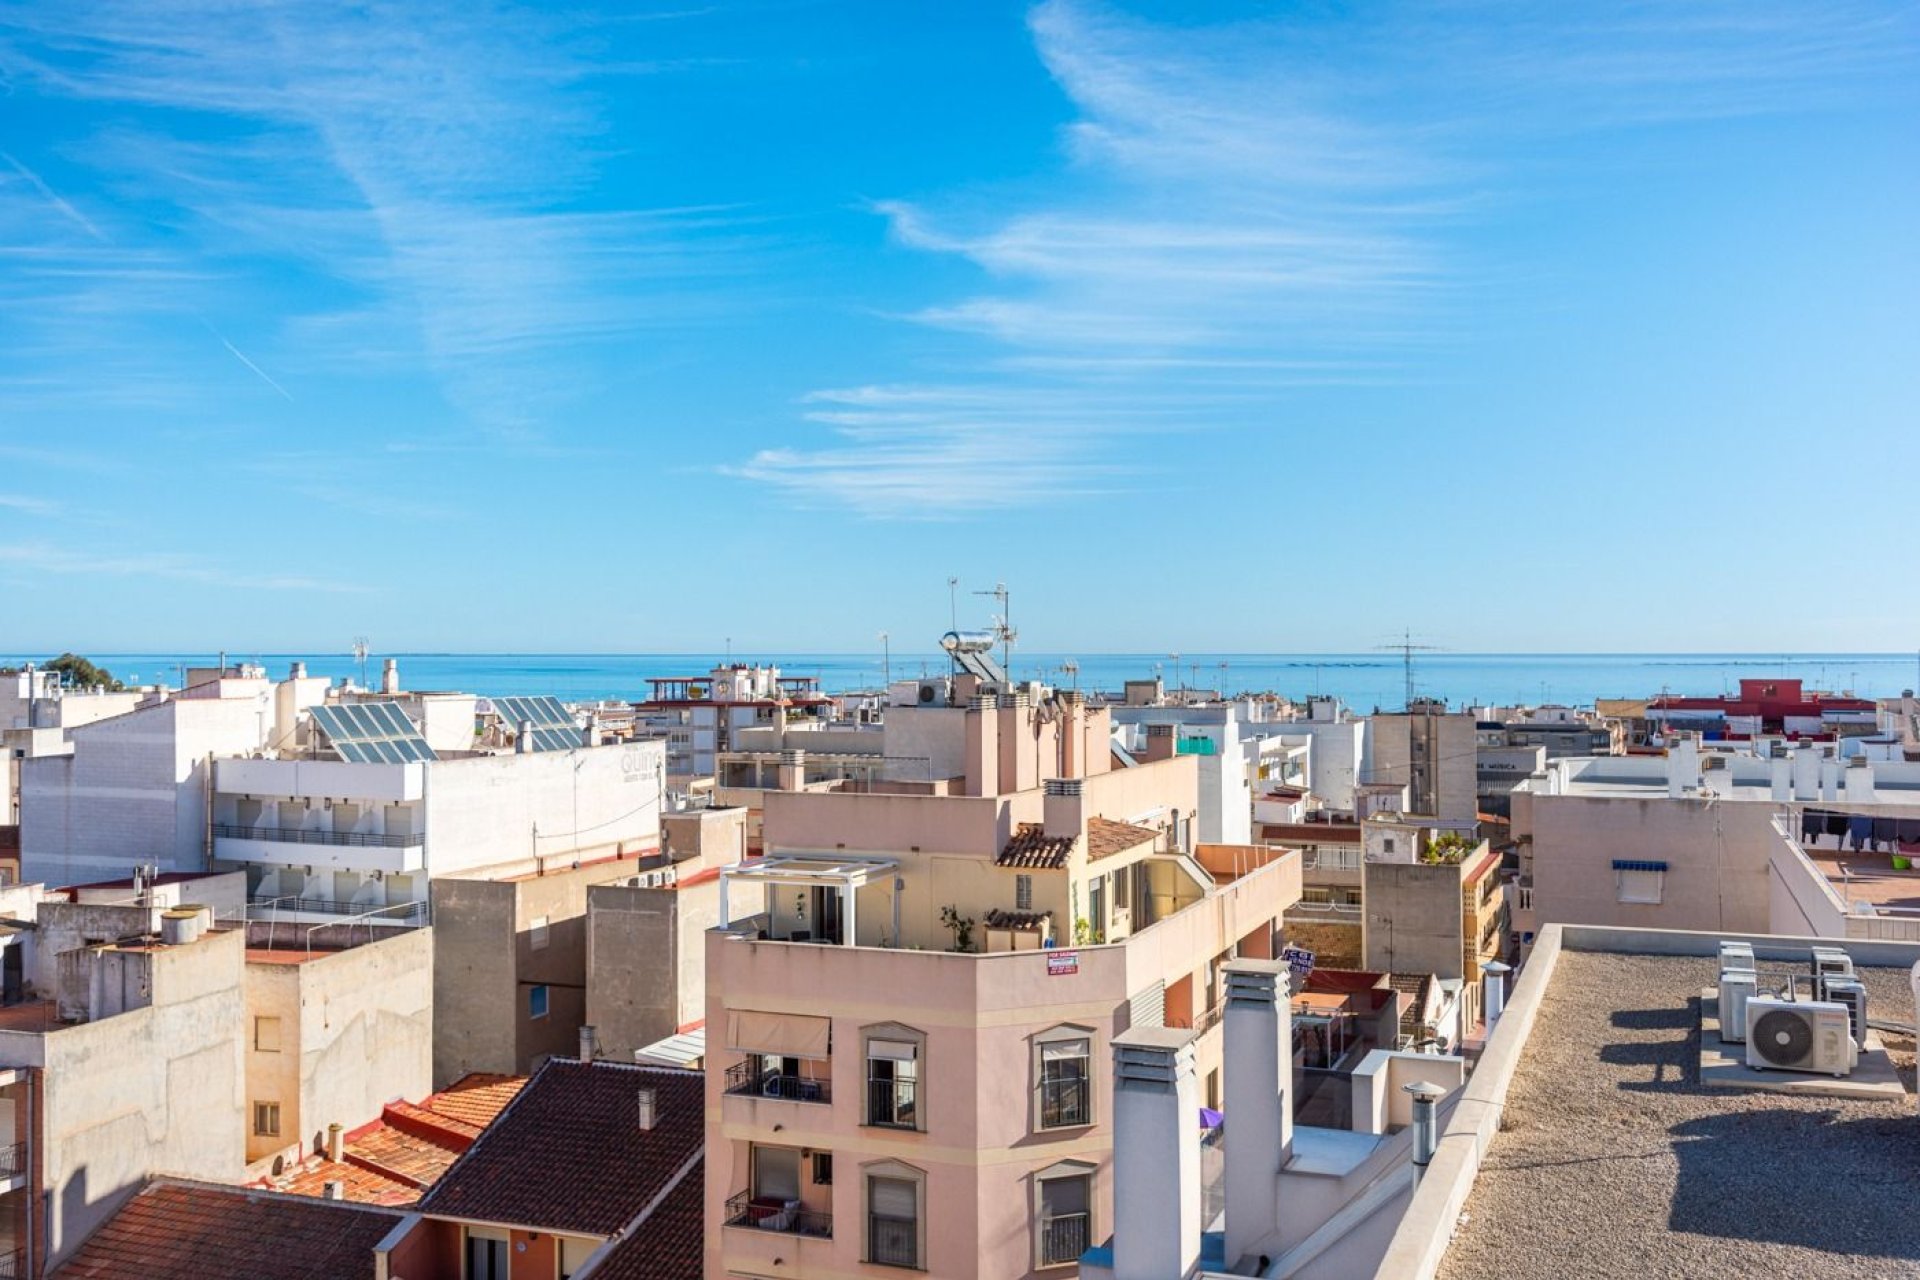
[
  {"xmin": 1376, "ymin": 629, "xmax": 1441, "ymax": 712},
  {"xmin": 973, "ymin": 582, "xmax": 1015, "ymax": 676},
  {"xmin": 352, "ymin": 637, "xmax": 369, "ymax": 690},
  {"xmin": 947, "ymin": 578, "xmax": 959, "ymax": 632},
  {"xmin": 879, "ymin": 631, "xmax": 891, "ymax": 687}
]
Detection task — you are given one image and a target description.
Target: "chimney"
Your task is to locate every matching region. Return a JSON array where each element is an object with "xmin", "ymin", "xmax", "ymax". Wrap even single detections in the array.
[
  {"xmin": 290, "ymin": 661, "xmax": 307, "ymax": 680},
  {"xmin": 1845, "ymin": 755, "xmax": 1874, "ymax": 803},
  {"xmin": 1059, "ymin": 691, "xmax": 1083, "ymax": 778},
  {"xmin": 776, "ymin": 749, "xmax": 806, "ymax": 791},
  {"xmin": 517, "ymin": 719, "xmax": 534, "ymax": 755},
  {"xmin": 579, "ymin": 1025, "xmax": 598, "ymax": 1063},
  {"xmin": 1482, "ymin": 960, "xmax": 1511, "ymax": 1027},
  {"xmin": 381, "ymin": 658, "xmax": 400, "ymax": 695},
  {"xmin": 637, "ymin": 1086, "xmax": 657, "ymax": 1131},
  {"xmin": 326, "ymin": 1122, "xmax": 344, "ymax": 1162},
  {"xmin": 1042, "ymin": 778, "xmax": 1086, "ymax": 844},
  {"xmin": 964, "ymin": 694, "xmax": 999, "ymax": 797},
  {"xmin": 1222, "ymin": 960, "xmax": 1290, "ymax": 1266},
  {"xmin": 1667, "ymin": 733, "xmax": 1700, "ymax": 798},
  {"xmin": 1405, "ymin": 1081, "xmax": 1446, "ymax": 1179},
  {"xmin": 1143, "ymin": 722, "xmax": 1178, "ymax": 763},
  {"xmin": 1792, "ymin": 746, "xmax": 1821, "ymax": 801},
  {"xmin": 1110, "ymin": 1029, "xmax": 1200, "ymax": 1280},
  {"xmin": 1770, "ymin": 748, "xmax": 1791, "ymax": 802},
  {"xmin": 322, "ymin": 1181, "xmax": 345, "ymax": 1201}
]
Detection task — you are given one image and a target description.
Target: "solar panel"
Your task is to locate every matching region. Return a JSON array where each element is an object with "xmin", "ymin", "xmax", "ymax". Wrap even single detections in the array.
[
  {"xmin": 311, "ymin": 702, "xmax": 437, "ymax": 764},
  {"xmin": 529, "ymin": 725, "xmax": 585, "ymax": 752},
  {"xmin": 489, "ymin": 695, "xmax": 575, "ymax": 730}
]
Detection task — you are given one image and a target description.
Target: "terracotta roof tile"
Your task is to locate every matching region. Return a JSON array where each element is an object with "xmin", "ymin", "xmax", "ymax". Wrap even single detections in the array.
[
  {"xmin": 983, "ymin": 908, "xmax": 1050, "ymax": 931},
  {"xmin": 421, "ymin": 1060, "xmax": 703, "ymax": 1237},
  {"xmin": 52, "ymin": 1180, "xmax": 402, "ymax": 1280},
  {"xmin": 577, "ymin": 1161, "xmax": 703, "ymax": 1280},
  {"xmin": 1086, "ymin": 816, "xmax": 1159, "ymax": 861},
  {"xmin": 423, "ymin": 1072, "xmax": 526, "ymax": 1130},
  {"xmin": 996, "ymin": 823, "xmax": 1075, "ymax": 869}
]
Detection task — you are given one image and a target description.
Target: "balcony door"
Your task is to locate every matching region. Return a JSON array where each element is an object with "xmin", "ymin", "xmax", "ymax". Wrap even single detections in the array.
[{"xmin": 465, "ymin": 1231, "xmax": 508, "ymax": 1280}]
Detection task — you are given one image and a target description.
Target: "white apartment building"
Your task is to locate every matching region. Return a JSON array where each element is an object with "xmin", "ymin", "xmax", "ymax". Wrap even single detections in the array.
[{"xmin": 1110, "ymin": 701, "xmax": 1312, "ymax": 845}]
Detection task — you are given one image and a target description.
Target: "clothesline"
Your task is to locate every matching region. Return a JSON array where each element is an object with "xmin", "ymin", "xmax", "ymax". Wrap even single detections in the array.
[{"xmin": 1799, "ymin": 807, "xmax": 1920, "ymax": 854}]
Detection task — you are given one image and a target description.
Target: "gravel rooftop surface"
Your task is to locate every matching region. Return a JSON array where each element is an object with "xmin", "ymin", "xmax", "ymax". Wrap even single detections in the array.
[{"xmin": 1438, "ymin": 951, "xmax": 1920, "ymax": 1280}]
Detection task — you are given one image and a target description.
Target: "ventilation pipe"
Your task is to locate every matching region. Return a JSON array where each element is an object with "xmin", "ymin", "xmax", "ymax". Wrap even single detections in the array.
[
  {"xmin": 290, "ymin": 661, "xmax": 307, "ymax": 680},
  {"xmin": 381, "ymin": 658, "xmax": 400, "ymax": 695},
  {"xmin": 1111, "ymin": 1029, "xmax": 1201, "ymax": 1280},
  {"xmin": 322, "ymin": 1181, "xmax": 344, "ymax": 1201},
  {"xmin": 1406, "ymin": 1080, "xmax": 1446, "ymax": 1178},
  {"xmin": 1482, "ymin": 960, "xmax": 1512, "ymax": 1028},
  {"xmin": 326, "ymin": 1123, "xmax": 344, "ymax": 1162},
  {"xmin": 517, "ymin": 720, "xmax": 534, "ymax": 755},
  {"xmin": 1222, "ymin": 960, "xmax": 1290, "ymax": 1267},
  {"xmin": 579, "ymin": 1025, "xmax": 598, "ymax": 1063},
  {"xmin": 637, "ymin": 1087, "xmax": 657, "ymax": 1131}
]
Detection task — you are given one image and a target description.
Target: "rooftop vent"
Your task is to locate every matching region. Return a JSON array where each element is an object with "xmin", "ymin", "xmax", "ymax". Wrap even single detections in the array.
[{"xmin": 637, "ymin": 1087, "xmax": 658, "ymax": 1132}]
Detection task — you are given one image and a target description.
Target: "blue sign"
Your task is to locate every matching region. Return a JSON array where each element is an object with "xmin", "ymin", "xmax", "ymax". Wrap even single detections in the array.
[{"xmin": 1281, "ymin": 945, "xmax": 1315, "ymax": 977}]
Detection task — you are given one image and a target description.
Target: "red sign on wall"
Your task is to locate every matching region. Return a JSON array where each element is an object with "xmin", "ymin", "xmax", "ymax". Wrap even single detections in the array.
[{"xmin": 1047, "ymin": 951, "xmax": 1079, "ymax": 976}]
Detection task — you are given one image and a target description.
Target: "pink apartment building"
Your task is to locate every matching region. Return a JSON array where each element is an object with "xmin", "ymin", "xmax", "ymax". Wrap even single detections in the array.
[{"xmin": 703, "ymin": 680, "xmax": 1302, "ymax": 1279}]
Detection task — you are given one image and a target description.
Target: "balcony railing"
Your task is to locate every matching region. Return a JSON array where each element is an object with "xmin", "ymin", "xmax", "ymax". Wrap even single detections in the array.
[
  {"xmin": 1040, "ymin": 1213, "xmax": 1090, "ymax": 1266},
  {"xmin": 866, "ymin": 1078, "xmax": 918, "ymax": 1129},
  {"xmin": 868, "ymin": 1214, "xmax": 919, "ymax": 1268},
  {"xmin": 0, "ymin": 1247, "xmax": 20, "ymax": 1279},
  {"xmin": 724, "ymin": 1191, "xmax": 832, "ymax": 1238},
  {"xmin": 0, "ymin": 1141, "xmax": 23, "ymax": 1177},
  {"xmin": 1038, "ymin": 1078, "xmax": 1090, "ymax": 1129},
  {"xmin": 247, "ymin": 896, "xmax": 429, "ymax": 925},
  {"xmin": 725, "ymin": 1060, "xmax": 831, "ymax": 1104},
  {"xmin": 214, "ymin": 823, "xmax": 423, "ymax": 849}
]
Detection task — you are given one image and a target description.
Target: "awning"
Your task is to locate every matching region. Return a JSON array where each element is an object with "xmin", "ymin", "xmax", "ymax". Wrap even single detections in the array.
[
  {"xmin": 726, "ymin": 1010, "xmax": 831, "ymax": 1059},
  {"xmin": 1611, "ymin": 859, "xmax": 1669, "ymax": 872}
]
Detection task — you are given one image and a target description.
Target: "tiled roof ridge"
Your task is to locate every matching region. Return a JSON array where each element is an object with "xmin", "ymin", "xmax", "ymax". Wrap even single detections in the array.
[
  {"xmin": 603, "ymin": 1148, "xmax": 702, "ymax": 1246},
  {"xmin": 145, "ymin": 1175, "xmax": 409, "ymax": 1217},
  {"xmin": 418, "ymin": 1055, "xmax": 558, "ymax": 1210},
  {"xmin": 383, "ymin": 1098, "xmax": 481, "ymax": 1146},
  {"xmin": 340, "ymin": 1150, "xmax": 429, "ymax": 1191}
]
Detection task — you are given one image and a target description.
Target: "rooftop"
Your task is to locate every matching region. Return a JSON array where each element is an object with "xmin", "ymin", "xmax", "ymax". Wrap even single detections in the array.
[
  {"xmin": 573, "ymin": 1164, "xmax": 703, "ymax": 1280},
  {"xmin": 996, "ymin": 822, "xmax": 1075, "ymax": 869},
  {"xmin": 50, "ymin": 1179, "xmax": 403, "ymax": 1280},
  {"xmin": 1087, "ymin": 815, "xmax": 1160, "ymax": 861},
  {"xmin": 419, "ymin": 1059, "xmax": 702, "ymax": 1238},
  {"xmin": 1436, "ymin": 949, "xmax": 1920, "ymax": 1280}
]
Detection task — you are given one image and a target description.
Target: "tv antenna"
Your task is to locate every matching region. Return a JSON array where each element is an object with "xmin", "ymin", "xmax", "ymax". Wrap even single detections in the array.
[
  {"xmin": 1061, "ymin": 658, "xmax": 1080, "ymax": 692},
  {"xmin": 972, "ymin": 582, "xmax": 1016, "ymax": 675},
  {"xmin": 878, "ymin": 631, "xmax": 891, "ymax": 687},
  {"xmin": 1376, "ymin": 629, "xmax": 1441, "ymax": 710},
  {"xmin": 947, "ymin": 577, "xmax": 960, "ymax": 632},
  {"xmin": 351, "ymin": 637, "xmax": 370, "ymax": 689}
]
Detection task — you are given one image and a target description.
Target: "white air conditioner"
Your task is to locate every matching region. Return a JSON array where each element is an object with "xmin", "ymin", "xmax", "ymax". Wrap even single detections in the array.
[
  {"xmin": 1746, "ymin": 998, "xmax": 1856, "ymax": 1077},
  {"xmin": 1718, "ymin": 941, "xmax": 1755, "ymax": 974},
  {"xmin": 1718, "ymin": 971, "xmax": 1756, "ymax": 1044},
  {"xmin": 917, "ymin": 678, "xmax": 950, "ymax": 706}
]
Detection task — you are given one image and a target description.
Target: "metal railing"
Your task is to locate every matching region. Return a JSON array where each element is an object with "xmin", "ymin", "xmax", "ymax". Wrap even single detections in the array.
[
  {"xmin": 868, "ymin": 1214, "xmax": 919, "ymax": 1268},
  {"xmin": 0, "ymin": 1141, "xmax": 23, "ymax": 1176},
  {"xmin": 724, "ymin": 1191, "xmax": 832, "ymax": 1238},
  {"xmin": 725, "ymin": 1060, "xmax": 831, "ymax": 1104},
  {"xmin": 1038, "ymin": 1077, "xmax": 1090, "ymax": 1129},
  {"xmin": 247, "ymin": 895, "xmax": 428, "ymax": 924},
  {"xmin": 866, "ymin": 1078, "xmax": 918, "ymax": 1129},
  {"xmin": 213, "ymin": 823, "xmax": 423, "ymax": 849},
  {"xmin": 0, "ymin": 1247, "xmax": 20, "ymax": 1279},
  {"xmin": 1040, "ymin": 1213, "xmax": 1089, "ymax": 1266}
]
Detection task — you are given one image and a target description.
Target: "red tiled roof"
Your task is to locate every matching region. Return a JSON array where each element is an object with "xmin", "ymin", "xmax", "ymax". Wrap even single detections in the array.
[
  {"xmin": 421, "ymin": 1060, "xmax": 703, "ymax": 1237},
  {"xmin": 52, "ymin": 1180, "xmax": 402, "ymax": 1280},
  {"xmin": 577, "ymin": 1161, "xmax": 704, "ymax": 1280},
  {"xmin": 418, "ymin": 1072, "xmax": 526, "ymax": 1130},
  {"xmin": 1086, "ymin": 816, "xmax": 1159, "ymax": 861},
  {"xmin": 996, "ymin": 823, "xmax": 1075, "ymax": 869}
]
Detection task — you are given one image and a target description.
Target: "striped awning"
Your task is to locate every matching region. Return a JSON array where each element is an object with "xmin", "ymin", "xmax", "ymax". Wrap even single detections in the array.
[{"xmin": 1611, "ymin": 859, "xmax": 1669, "ymax": 873}]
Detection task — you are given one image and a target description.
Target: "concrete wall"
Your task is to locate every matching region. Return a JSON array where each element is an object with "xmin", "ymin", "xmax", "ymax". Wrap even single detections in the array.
[
  {"xmin": 1363, "ymin": 862, "xmax": 1469, "ymax": 979},
  {"xmin": 244, "ymin": 927, "xmax": 433, "ymax": 1162},
  {"xmin": 1365, "ymin": 713, "xmax": 1478, "ymax": 826},
  {"xmin": 40, "ymin": 927, "xmax": 248, "ymax": 1266},
  {"xmin": 424, "ymin": 740, "xmax": 665, "ymax": 875},
  {"xmin": 586, "ymin": 873, "xmax": 757, "ymax": 1061},
  {"xmin": 21, "ymin": 696, "xmax": 274, "ymax": 885}
]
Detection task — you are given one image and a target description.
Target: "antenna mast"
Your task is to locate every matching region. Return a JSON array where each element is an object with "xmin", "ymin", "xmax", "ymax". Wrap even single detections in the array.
[
  {"xmin": 1377, "ymin": 629, "xmax": 1441, "ymax": 711},
  {"xmin": 351, "ymin": 637, "xmax": 370, "ymax": 690},
  {"xmin": 972, "ymin": 582, "xmax": 1016, "ymax": 676}
]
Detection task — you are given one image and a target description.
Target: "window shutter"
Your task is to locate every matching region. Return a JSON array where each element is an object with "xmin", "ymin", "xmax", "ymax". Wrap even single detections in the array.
[{"xmin": 870, "ymin": 1176, "xmax": 918, "ymax": 1218}]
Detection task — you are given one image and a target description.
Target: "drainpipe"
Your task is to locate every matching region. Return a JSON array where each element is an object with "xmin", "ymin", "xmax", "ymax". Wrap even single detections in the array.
[{"xmin": 1405, "ymin": 1080, "xmax": 1446, "ymax": 1181}]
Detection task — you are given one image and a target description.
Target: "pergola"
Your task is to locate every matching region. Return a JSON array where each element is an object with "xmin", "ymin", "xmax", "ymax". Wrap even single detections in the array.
[{"xmin": 719, "ymin": 852, "xmax": 901, "ymax": 946}]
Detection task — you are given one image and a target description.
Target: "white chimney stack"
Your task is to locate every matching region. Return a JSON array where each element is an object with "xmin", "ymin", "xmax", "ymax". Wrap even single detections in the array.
[
  {"xmin": 1110, "ymin": 1028, "xmax": 1200, "ymax": 1280},
  {"xmin": 579, "ymin": 1024, "xmax": 597, "ymax": 1063},
  {"xmin": 1792, "ymin": 746, "xmax": 1821, "ymax": 801},
  {"xmin": 1482, "ymin": 960, "xmax": 1512, "ymax": 1027},
  {"xmin": 517, "ymin": 719, "xmax": 534, "ymax": 755},
  {"xmin": 381, "ymin": 657, "xmax": 399, "ymax": 695},
  {"xmin": 1222, "ymin": 960, "xmax": 1291, "ymax": 1268}
]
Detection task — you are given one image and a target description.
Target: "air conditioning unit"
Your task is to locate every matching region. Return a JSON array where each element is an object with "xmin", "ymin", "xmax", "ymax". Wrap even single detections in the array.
[
  {"xmin": 1821, "ymin": 977, "xmax": 1868, "ymax": 1049},
  {"xmin": 1810, "ymin": 946, "xmax": 1854, "ymax": 985},
  {"xmin": 1718, "ymin": 941, "xmax": 1755, "ymax": 974},
  {"xmin": 917, "ymin": 679, "xmax": 950, "ymax": 706},
  {"xmin": 1718, "ymin": 970, "xmax": 1757, "ymax": 1044},
  {"xmin": 1746, "ymin": 998, "xmax": 1856, "ymax": 1077}
]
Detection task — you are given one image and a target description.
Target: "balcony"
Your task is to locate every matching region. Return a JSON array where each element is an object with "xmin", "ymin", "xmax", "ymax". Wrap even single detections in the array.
[
  {"xmin": 867, "ymin": 1214, "xmax": 919, "ymax": 1268},
  {"xmin": 213, "ymin": 823, "xmax": 422, "ymax": 850},
  {"xmin": 724, "ymin": 1060, "xmax": 831, "ymax": 1104},
  {"xmin": 0, "ymin": 1248, "xmax": 20, "ymax": 1279},
  {"xmin": 247, "ymin": 896, "xmax": 429, "ymax": 926},
  {"xmin": 866, "ymin": 1078, "xmax": 918, "ymax": 1130},
  {"xmin": 1040, "ymin": 1213, "xmax": 1090, "ymax": 1267},
  {"xmin": 724, "ymin": 1191, "xmax": 832, "ymax": 1238},
  {"xmin": 213, "ymin": 823, "xmax": 425, "ymax": 875}
]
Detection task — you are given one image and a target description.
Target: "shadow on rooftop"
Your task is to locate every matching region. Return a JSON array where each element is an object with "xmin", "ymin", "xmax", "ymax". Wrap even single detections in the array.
[{"xmin": 1666, "ymin": 1109, "xmax": 1920, "ymax": 1261}]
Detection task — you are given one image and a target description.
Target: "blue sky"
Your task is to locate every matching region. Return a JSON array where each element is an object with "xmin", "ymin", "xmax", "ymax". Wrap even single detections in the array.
[{"xmin": 2, "ymin": 1, "xmax": 1916, "ymax": 655}]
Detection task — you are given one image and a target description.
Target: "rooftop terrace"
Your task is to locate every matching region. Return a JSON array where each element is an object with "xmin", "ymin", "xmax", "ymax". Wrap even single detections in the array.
[{"xmin": 1437, "ymin": 949, "xmax": 1920, "ymax": 1279}]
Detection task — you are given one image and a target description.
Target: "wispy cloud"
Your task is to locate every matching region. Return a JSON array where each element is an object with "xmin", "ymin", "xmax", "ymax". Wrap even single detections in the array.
[
  {"xmin": 1, "ymin": 150, "xmax": 105, "ymax": 240},
  {"xmin": 0, "ymin": 494, "xmax": 61, "ymax": 517},
  {"xmin": 0, "ymin": 1, "xmax": 761, "ymax": 436},
  {"xmin": 0, "ymin": 542, "xmax": 368, "ymax": 593},
  {"xmin": 735, "ymin": 0, "xmax": 1918, "ymax": 516}
]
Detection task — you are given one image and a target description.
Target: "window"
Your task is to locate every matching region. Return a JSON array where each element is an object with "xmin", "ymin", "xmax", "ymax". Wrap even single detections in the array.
[
  {"xmin": 813, "ymin": 1152, "xmax": 834, "ymax": 1185},
  {"xmin": 1016, "ymin": 874, "xmax": 1033, "ymax": 911},
  {"xmin": 1035, "ymin": 1031, "xmax": 1092, "ymax": 1130},
  {"xmin": 866, "ymin": 1036, "xmax": 920, "ymax": 1130},
  {"xmin": 867, "ymin": 1171, "xmax": 922, "ymax": 1269},
  {"xmin": 254, "ymin": 1016, "xmax": 281, "ymax": 1053},
  {"xmin": 530, "ymin": 915, "xmax": 550, "ymax": 951},
  {"xmin": 753, "ymin": 1145, "xmax": 801, "ymax": 1203},
  {"xmin": 559, "ymin": 1237, "xmax": 594, "ymax": 1280},
  {"xmin": 529, "ymin": 985, "xmax": 550, "ymax": 1020},
  {"xmin": 1035, "ymin": 1167, "xmax": 1093, "ymax": 1268},
  {"xmin": 464, "ymin": 1229, "xmax": 508, "ymax": 1280},
  {"xmin": 253, "ymin": 1101, "xmax": 280, "ymax": 1138},
  {"xmin": 1613, "ymin": 860, "xmax": 1667, "ymax": 905}
]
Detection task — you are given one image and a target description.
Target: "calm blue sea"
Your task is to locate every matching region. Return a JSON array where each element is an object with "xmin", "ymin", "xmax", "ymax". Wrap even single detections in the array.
[{"xmin": 19, "ymin": 651, "xmax": 1918, "ymax": 710}]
